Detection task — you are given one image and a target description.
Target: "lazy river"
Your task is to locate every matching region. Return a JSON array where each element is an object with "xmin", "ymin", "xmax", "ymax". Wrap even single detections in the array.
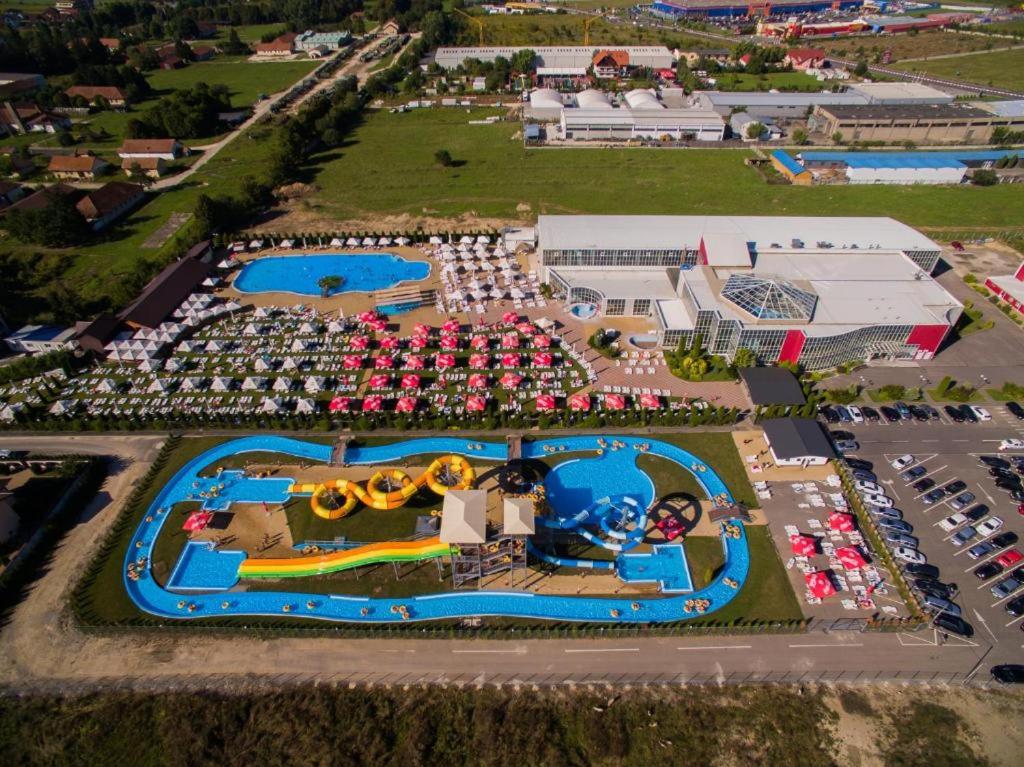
[{"xmin": 124, "ymin": 436, "xmax": 749, "ymax": 623}]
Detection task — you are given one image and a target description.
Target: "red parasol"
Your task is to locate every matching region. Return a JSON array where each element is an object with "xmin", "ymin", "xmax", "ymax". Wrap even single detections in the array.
[
  {"xmin": 440, "ymin": 335, "xmax": 460, "ymax": 351},
  {"xmin": 569, "ymin": 393, "xmax": 590, "ymax": 412},
  {"xmin": 368, "ymin": 374, "xmax": 390, "ymax": 388},
  {"xmin": 349, "ymin": 335, "xmax": 370, "ymax": 350},
  {"xmin": 466, "ymin": 394, "xmax": 487, "ymax": 412},
  {"xmin": 408, "ymin": 336, "xmax": 428, "ymax": 350},
  {"xmin": 501, "ymin": 353, "xmax": 520, "ymax": 368},
  {"xmin": 501, "ymin": 311, "xmax": 519, "ymax": 324},
  {"xmin": 403, "ymin": 354, "xmax": 425, "ymax": 370},
  {"xmin": 469, "ymin": 335, "xmax": 490, "ymax": 351},
  {"xmin": 362, "ymin": 394, "xmax": 383, "ymax": 412},
  {"xmin": 467, "ymin": 373, "xmax": 488, "ymax": 388},
  {"xmin": 836, "ymin": 546, "xmax": 867, "ymax": 570},
  {"xmin": 342, "ymin": 354, "xmax": 364, "ymax": 370},
  {"xmin": 789, "ymin": 534, "xmax": 818, "ymax": 557},
  {"xmin": 378, "ymin": 335, "xmax": 399, "ymax": 350},
  {"xmin": 533, "ymin": 334, "xmax": 551, "ymax": 348},
  {"xmin": 532, "ymin": 352, "xmax": 553, "ymax": 367},
  {"xmin": 434, "ymin": 353, "xmax": 456, "ymax": 370},
  {"xmin": 501, "ymin": 333, "xmax": 520, "ymax": 349},
  {"xmin": 640, "ymin": 393, "xmax": 661, "ymax": 409},
  {"xmin": 356, "ymin": 311, "xmax": 378, "ymax": 324},
  {"xmin": 805, "ymin": 571, "xmax": 837, "ymax": 599},
  {"xmin": 500, "ymin": 372, "xmax": 523, "ymax": 389},
  {"xmin": 516, "ymin": 322, "xmax": 535, "ymax": 336},
  {"xmin": 366, "ymin": 318, "xmax": 387, "ymax": 333},
  {"xmin": 182, "ymin": 510, "xmax": 213, "ymax": 532},
  {"xmin": 535, "ymin": 394, "xmax": 556, "ymax": 412},
  {"xmin": 328, "ymin": 396, "xmax": 351, "ymax": 412},
  {"xmin": 469, "ymin": 353, "xmax": 490, "ymax": 369},
  {"xmin": 374, "ymin": 355, "xmax": 394, "ymax": 369},
  {"xmin": 828, "ymin": 512, "xmax": 855, "ymax": 532},
  {"xmin": 442, "ymin": 319, "xmax": 460, "ymax": 333},
  {"xmin": 412, "ymin": 323, "xmax": 431, "ymax": 337},
  {"xmin": 603, "ymin": 393, "xmax": 626, "ymax": 411},
  {"xmin": 395, "ymin": 396, "xmax": 417, "ymax": 413},
  {"xmin": 400, "ymin": 373, "xmax": 421, "ymax": 389}
]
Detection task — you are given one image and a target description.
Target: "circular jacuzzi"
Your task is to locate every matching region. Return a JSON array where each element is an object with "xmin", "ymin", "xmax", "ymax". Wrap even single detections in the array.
[{"xmin": 569, "ymin": 303, "xmax": 598, "ymax": 319}]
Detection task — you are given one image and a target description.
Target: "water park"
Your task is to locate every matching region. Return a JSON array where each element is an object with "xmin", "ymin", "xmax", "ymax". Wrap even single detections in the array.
[{"xmin": 119, "ymin": 434, "xmax": 759, "ymax": 624}]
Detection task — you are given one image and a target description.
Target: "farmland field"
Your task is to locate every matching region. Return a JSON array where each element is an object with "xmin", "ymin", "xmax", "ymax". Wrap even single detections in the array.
[
  {"xmin": 454, "ymin": 12, "xmax": 711, "ymax": 48},
  {"xmin": 818, "ymin": 30, "xmax": 1007, "ymax": 63},
  {"xmin": 892, "ymin": 47, "xmax": 1024, "ymax": 91},
  {"xmin": 146, "ymin": 56, "xmax": 319, "ymax": 108}
]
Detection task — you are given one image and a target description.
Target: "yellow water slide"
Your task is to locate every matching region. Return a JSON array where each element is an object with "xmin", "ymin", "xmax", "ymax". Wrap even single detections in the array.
[{"xmin": 288, "ymin": 455, "xmax": 476, "ymax": 519}]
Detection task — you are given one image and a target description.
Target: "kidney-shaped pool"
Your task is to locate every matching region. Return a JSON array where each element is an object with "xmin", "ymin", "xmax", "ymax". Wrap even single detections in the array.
[{"xmin": 234, "ymin": 253, "xmax": 430, "ymax": 296}]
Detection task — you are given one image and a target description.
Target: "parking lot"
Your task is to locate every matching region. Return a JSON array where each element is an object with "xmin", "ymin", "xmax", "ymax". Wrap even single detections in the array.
[{"xmin": 840, "ymin": 417, "xmax": 1024, "ymax": 649}]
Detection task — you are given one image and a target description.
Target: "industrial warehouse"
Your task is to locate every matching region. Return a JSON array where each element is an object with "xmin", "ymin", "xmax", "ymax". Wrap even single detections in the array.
[
  {"xmin": 772, "ymin": 149, "xmax": 1021, "ymax": 185},
  {"xmin": 536, "ymin": 215, "xmax": 959, "ymax": 370},
  {"xmin": 651, "ymin": 0, "xmax": 865, "ymax": 19}
]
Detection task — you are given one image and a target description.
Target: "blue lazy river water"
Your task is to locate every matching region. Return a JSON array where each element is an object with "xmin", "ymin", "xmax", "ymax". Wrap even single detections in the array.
[
  {"xmin": 234, "ymin": 253, "xmax": 430, "ymax": 296},
  {"xmin": 123, "ymin": 436, "xmax": 749, "ymax": 623}
]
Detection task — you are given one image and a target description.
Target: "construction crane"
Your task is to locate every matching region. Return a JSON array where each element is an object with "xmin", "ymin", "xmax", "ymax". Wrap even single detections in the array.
[
  {"xmin": 453, "ymin": 7, "xmax": 485, "ymax": 47},
  {"xmin": 583, "ymin": 15, "xmax": 603, "ymax": 46}
]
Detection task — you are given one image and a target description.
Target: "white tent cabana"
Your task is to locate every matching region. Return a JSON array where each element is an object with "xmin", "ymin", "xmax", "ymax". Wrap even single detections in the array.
[{"xmin": 295, "ymin": 398, "xmax": 316, "ymax": 415}]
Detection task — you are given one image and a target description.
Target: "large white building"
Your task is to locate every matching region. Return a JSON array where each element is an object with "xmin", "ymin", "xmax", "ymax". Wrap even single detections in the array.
[{"xmin": 537, "ymin": 215, "xmax": 959, "ymax": 370}]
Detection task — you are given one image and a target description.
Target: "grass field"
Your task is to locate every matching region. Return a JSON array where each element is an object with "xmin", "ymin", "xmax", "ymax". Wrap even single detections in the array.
[
  {"xmin": 819, "ymin": 30, "xmax": 1005, "ymax": 63},
  {"xmin": 147, "ymin": 56, "xmax": 319, "ymax": 108},
  {"xmin": 295, "ymin": 107, "xmax": 1024, "ymax": 226},
  {"xmin": 893, "ymin": 47, "xmax": 1024, "ymax": 91},
  {"xmin": 213, "ymin": 23, "xmax": 289, "ymax": 44},
  {"xmin": 456, "ymin": 12, "xmax": 711, "ymax": 48},
  {"xmin": 713, "ymin": 71, "xmax": 823, "ymax": 92}
]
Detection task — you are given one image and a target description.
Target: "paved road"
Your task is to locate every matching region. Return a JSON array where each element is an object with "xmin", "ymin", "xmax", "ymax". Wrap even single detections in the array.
[{"xmin": 0, "ymin": 432, "xmax": 1016, "ymax": 692}]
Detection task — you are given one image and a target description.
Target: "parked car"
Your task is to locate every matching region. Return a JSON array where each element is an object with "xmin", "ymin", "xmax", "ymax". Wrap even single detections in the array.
[
  {"xmin": 885, "ymin": 532, "xmax": 918, "ymax": 548},
  {"xmin": 991, "ymin": 532, "xmax": 1019, "ymax": 549},
  {"xmin": 891, "ymin": 454, "xmax": 915, "ymax": 470},
  {"xmin": 861, "ymin": 406, "xmax": 881, "ymax": 422},
  {"xmin": 944, "ymin": 404, "xmax": 966, "ymax": 422},
  {"xmin": 912, "ymin": 477, "xmax": 935, "ymax": 493},
  {"xmin": 991, "ymin": 573, "xmax": 1023, "ymax": 599},
  {"xmin": 979, "ymin": 455, "xmax": 1009, "ymax": 469},
  {"xmin": 878, "ymin": 518, "xmax": 913, "ymax": 534},
  {"xmin": 921, "ymin": 489, "xmax": 946, "ymax": 505},
  {"xmin": 939, "ymin": 512, "xmax": 967, "ymax": 532},
  {"xmin": 894, "ymin": 546, "xmax": 926, "ymax": 565},
  {"xmin": 909, "ymin": 405, "xmax": 930, "ymax": 422},
  {"xmin": 835, "ymin": 405, "xmax": 853, "ymax": 422},
  {"xmin": 862, "ymin": 492, "xmax": 893, "ymax": 508},
  {"xmin": 854, "ymin": 479, "xmax": 883, "ymax": 494},
  {"xmin": 914, "ymin": 578, "xmax": 957, "ymax": 600},
  {"xmin": 967, "ymin": 540, "xmax": 997, "ymax": 560},
  {"xmin": 1005, "ymin": 597, "xmax": 1024, "ymax": 618},
  {"xmin": 1010, "ymin": 489, "xmax": 1024, "ymax": 502},
  {"xmin": 820, "ymin": 406, "xmax": 840, "ymax": 424},
  {"xmin": 851, "ymin": 469, "xmax": 878, "ymax": 483},
  {"xmin": 989, "ymin": 467, "xmax": 1017, "ymax": 480},
  {"xmin": 964, "ymin": 504, "xmax": 990, "ymax": 522},
  {"xmin": 999, "ymin": 438, "xmax": 1024, "ymax": 451},
  {"xmin": 970, "ymin": 405, "xmax": 992, "ymax": 422},
  {"xmin": 831, "ymin": 430, "xmax": 855, "ymax": 442},
  {"xmin": 943, "ymin": 480, "xmax": 967, "ymax": 495},
  {"xmin": 880, "ymin": 405, "xmax": 901, "ymax": 423},
  {"xmin": 991, "ymin": 664, "xmax": 1024, "ymax": 684},
  {"xmin": 922, "ymin": 594, "xmax": 961, "ymax": 617},
  {"xmin": 844, "ymin": 457, "xmax": 873, "ymax": 472},
  {"xmin": 895, "ymin": 402, "xmax": 912, "ymax": 419},
  {"xmin": 919, "ymin": 404, "xmax": 940, "ymax": 421},
  {"xmin": 977, "ymin": 517, "xmax": 1004, "ymax": 537},
  {"xmin": 1006, "ymin": 401, "xmax": 1024, "ymax": 420},
  {"xmin": 995, "ymin": 477, "xmax": 1023, "ymax": 493},
  {"xmin": 932, "ymin": 613, "xmax": 973, "ymax": 638},
  {"xmin": 868, "ymin": 505, "xmax": 903, "ymax": 521},
  {"xmin": 952, "ymin": 526, "xmax": 978, "ymax": 546},
  {"xmin": 847, "ymin": 405, "xmax": 864, "ymax": 424},
  {"xmin": 958, "ymin": 404, "xmax": 979, "ymax": 423},
  {"xmin": 996, "ymin": 549, "xmax": 1023, "ymax": 569},
  {"xmin": 835, "ymin": 440, "xmax": 859, "ymax": 454},
  {"xmin": 901, "ymin": 465, "xmax": 927, "ymax": 482},
  {"xmin": 903, "ymin": 563, "xmax": 940, "ymax": 579},
  {"xmin": 975, "ymin": 562, "xmax": 1003, "ymax": 580},
  {"xmin": 949, "ymin": 492, "xmax": 976, "ymax": 511}
]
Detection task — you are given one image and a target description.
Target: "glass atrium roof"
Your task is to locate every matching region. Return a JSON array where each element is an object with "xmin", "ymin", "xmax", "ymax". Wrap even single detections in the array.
[{"xmin": 720, "ymin": 274, "xmax": 817, "ymax": 321}]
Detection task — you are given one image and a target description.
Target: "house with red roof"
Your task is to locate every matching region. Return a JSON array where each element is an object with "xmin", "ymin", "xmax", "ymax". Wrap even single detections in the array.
[{"xmin": 784, "ymin": 48, "xmax": 826, "ymax": 71}]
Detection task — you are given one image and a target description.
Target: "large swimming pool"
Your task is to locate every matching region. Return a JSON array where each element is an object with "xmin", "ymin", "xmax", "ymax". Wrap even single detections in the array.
[{"xmin": 234, "ymin": 254, "xmax": 430, "ymax": 296}]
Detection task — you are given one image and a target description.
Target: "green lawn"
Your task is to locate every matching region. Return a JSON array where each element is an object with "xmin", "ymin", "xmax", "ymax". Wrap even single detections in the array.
[
  {"xmin": 302, "ymin": 107, "xmax": 1024, "ymax": 225},
  {"xmin": 893, "ymin": 47, "xmax": 1024, "ymax": 91},
  {"xmin": 214, "ymin": 23, "xmax": 290, "ymax": 44},
  {"xmin": 457, "ymin": 12, "xmax": 711, "ymax": 48},
  {"xmin": 713, "ymin": 71, "xmax": 823, "ymax": 92},
  {"xmin": 147, "ymin": 56, "xmax": 319, "ymax": 109},
  {"xmin": 634, "ymin": 432, "xmax": 757, "ymax": 510}
]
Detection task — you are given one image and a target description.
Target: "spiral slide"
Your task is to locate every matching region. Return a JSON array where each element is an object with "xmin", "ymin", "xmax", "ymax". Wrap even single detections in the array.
[
  {"xmin": 238, "ymin": 536, "xmax": 453, "ymax": 579},
  {"xmin": 289, "ymin": 455, "xmax": 476, "ymax": 519}
]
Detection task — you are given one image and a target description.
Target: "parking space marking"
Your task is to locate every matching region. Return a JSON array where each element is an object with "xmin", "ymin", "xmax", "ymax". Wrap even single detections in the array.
[
  {"xmin": 953, "ymin": 528, "xmax": 1002, "ymax": 554},
  {"xmin": 991, "ymin": 589, "xmax": 1023, "ymax": 608},
  {"xmin": 1005, "ymin": 616, "xmax": 1023, "ymax": 628}
]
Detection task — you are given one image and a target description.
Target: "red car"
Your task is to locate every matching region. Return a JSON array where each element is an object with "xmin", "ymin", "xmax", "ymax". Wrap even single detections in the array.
[
  {"xmin": 997, "ymin": 549, "xmax": 1023, "ymax": 569},
  {"xmin": 951, "ymin": 241, "xmax": 965, "ymax": 251},
  {"xmin": 1018, "ymin": 503, "xmax": 1024, "ymax": 517}
]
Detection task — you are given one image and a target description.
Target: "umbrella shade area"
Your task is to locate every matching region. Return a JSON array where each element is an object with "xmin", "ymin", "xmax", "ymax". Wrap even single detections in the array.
[
  {"xmin": 413, "ymin": 323, "xmax": 431, "ymax": 337},
  {"xmin": 403, "ymin": 354, "xmax": 425, "ymax": 370},
  {"xmin": 535, "ymin": 394, "xmax": 556, "ymax": 412},
  {"xmin": 349, "ymin": 335, "xmax": 370, "ymax": 350},
  {"xmin": 342, "ymin": 355, "xmax": 364, "ymax": 370},
  {"xmin": 533, "ymin": 335, "xmax": 552, "ymax": 348},
  {"xmin": 604, "ymin": 394, "xmax": 626, "ymax": 410},
  {"xmin": 328, "ymin": 396, "xmax": 351, "ymax": 412},
  {"xmin": 434, "ymin": 354, "xmax": 456, "ymax": 370},
  {"xmin": 501, "ymin": 334, "xmax": 520, "ymax": 349},
  {"xmin": 395, "ymin": 396, "xmax": 418, "ymax": 413},
  {"xmin": 469, "ymin": 335, "xmax": 489, "ymax": 350},
  {"xmin": 409, "ymin": 336, "xmax": 429, "ymax": 350},
  {"xmin": 789, "ymin": 534, "xmax": 818, "ymax": 557},
  {"xmin": 469, "ymin": 353, "xmax": 490, "ymax": 369},
  {"xmin": 378, "ymin": 336, "xmax": 399, "ymax": 350},
  {"xmin": 466, "ymin": 394, "xmax": 487, "ymax": 412},
  {"xmin": 440, "ymin": 336, "xmax": 460, "ymax": 351},
  {"xmin": 500, "ymin": 372, "xmax": 523, "ymax": 389},
  {"xmin": 400, "ymin": 374, "xmax": 421, "ymax": 389},
  {"xmin": 362, "ymin": 395, "xmax": 383, "ymax": 412},
  {"xmin": 501, "ymin": 354, "xmax": 520, "ymax": 368},
  {"xmin": 442, "ymin": 320, "xmax": 460, "ymax": 333},
  {"xmin": 182, "ymin": 510, "xmax": 214, "ymax": 532},
  {"xmin": 374, "ymin": 356, "xmax": 394, "ymax": 369},
  {"xmin": 502, "ymin": 311, "xmax": 519, "ymax": 324},
  {"xmin": 836, "ymin": 546, "xmax": 867, "ymax": 570},
  {"xmin": 805, "ymin": 571, "xmax": 837, "ymax": 599},
  {"xmin": 467, "ymin": 374, "xmax": 489, "ymax": 389},
  {"xmin": 569, "ymin": 393, "xmax": 590, "ymax": 412},
  {"xmin": 640, "ymin": 393, "xmax": 661, "ymax": 409},
  {"xmin": 368, "ymin": 374, "xmax": 391, "ymax": 388},
  {"xmin": 828, "ymin": 512, "xmax": 855, "ymax": 533},
  {"xmin": 532, "ymin": 352, "xmax": 553, "ymax": 367}
]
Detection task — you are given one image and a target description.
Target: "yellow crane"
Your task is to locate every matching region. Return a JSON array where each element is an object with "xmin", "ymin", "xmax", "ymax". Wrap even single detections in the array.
[
  {"xmin": 583, "ymin": 15, "xmax": 603, "ymax": 46},
  {"xmin": 454, "ymin": 7, "xmax": 485, "ymax": 46}
]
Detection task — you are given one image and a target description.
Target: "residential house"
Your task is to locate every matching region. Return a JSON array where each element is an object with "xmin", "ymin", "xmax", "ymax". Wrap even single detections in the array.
[
  {"xmin": 0, "ymin": 101, "xmax": 70, "ymax": 134},
  {"xmin": 1, "ymin": 183, "xmax": 82, "ymax": 216},
  {"xmin": 678, "ymin": 49, "xmax": 731, "ymax": 68},
  {"xmin": 380, "ymin": 19, "xmax": 401, "ymax": 36},
  {"xmin": 98, "ymin": 37, "xmax": 121, "ymax": 52},
  {"xmin": 159, "ymin": 54, "xmax": 184, "ymax": 70},
  {"xmin": 4, "ymin": 324, "xmax": 76, "ymax": 353},
  {"xmin": 48, "ymin": 153, "xmax": 109, "ymax": 180},
  {"xmin": 254, "ymin": 31, "xmax": 297, "ymax": 57},
  {"xmin": 75, "ymin": 181, "xmax": 145, "ymax": 230},
  {"xmin": 0, "ymin": 180, "xmax": 26, "ymax": 208},
  {"xmin": 118, "ymin": 138, "xmax": 184, "ymax": 161},
  {"xmin": 784, "ymin": 48, "xmax": 826, "ymax": 71},
  {"xmin": 191, "ymin": 45, "xmax": 216, "ymax": 61},
  {"xmin": 121, "ymin": 155, "xmax": 167, "ymax": 178},
  {"xmin": 63, "ymin": 85, "xmax": 128, "ymax": 109},
  {"xmin": 591, "ymin": 50, "xmax": 629, "ymax": 79}
]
